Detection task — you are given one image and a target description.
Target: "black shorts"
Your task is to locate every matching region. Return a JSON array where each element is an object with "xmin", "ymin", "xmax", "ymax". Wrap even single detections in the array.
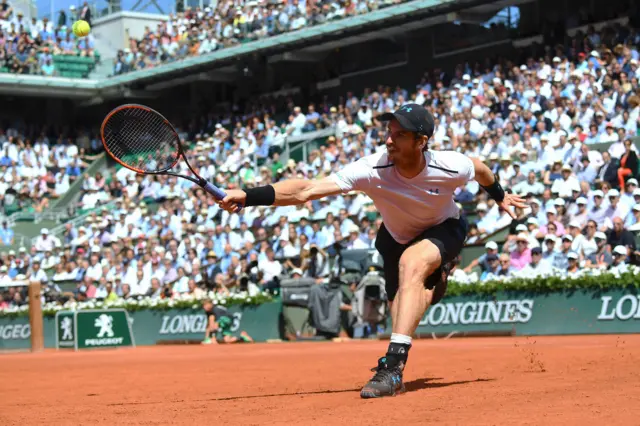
[{"xmin": 374, "ymin": 217, "xmax": 468, "ymax": 304}]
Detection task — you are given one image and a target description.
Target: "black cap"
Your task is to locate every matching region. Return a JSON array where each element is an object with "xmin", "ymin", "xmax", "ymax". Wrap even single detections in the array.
[
  {"xmin": 486, "ymin": 254, "xmax": 499, "ymax": 261},
  {"xmin": 531, "ymin": 247, "xmax": 542, "ymax": 255},
  {"xmin": 378, "ymin": 103, "xmax": 435, "ymax": 137}
]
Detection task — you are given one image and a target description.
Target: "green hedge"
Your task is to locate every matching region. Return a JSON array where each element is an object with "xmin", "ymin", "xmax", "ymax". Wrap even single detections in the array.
[
  {"xmin": 0, "ymin": 291, "xmax": 273, "ymax": 319},
  {"xmin": 447, "ymin": 271, "xmax": 640, "ymax": 297}
]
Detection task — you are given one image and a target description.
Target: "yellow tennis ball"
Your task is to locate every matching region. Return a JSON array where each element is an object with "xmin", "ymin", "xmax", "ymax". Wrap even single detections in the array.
[{"xmin": 73, "ymin": 20, "xmax": 91, "ymax": 37}]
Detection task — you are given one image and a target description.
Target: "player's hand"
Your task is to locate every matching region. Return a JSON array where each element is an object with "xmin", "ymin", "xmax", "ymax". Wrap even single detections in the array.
[
  {"xmin": 217, "ymin": 189, "xmax": 246, "ymax": 212},
  {"xmin": 498, "ymin": 193, "xmax": 527, "ymax": 219}
]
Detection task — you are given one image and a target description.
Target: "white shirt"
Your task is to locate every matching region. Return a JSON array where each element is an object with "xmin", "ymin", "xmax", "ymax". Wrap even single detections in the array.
[
  {"xmin": 259, "ymin": 259, "xmax": 283, "ymax": 282},
  {"xmin": 331, "ymin": 150, "xmax": 475, "ymax": 244}
]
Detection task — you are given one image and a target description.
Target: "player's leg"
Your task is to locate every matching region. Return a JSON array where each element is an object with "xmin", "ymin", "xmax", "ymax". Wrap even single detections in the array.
[
  {"xmin": 240, "ymin": 331, "xmax": 254, "ymax": 342},
  {"xmin": 361, "ymin": 218, "xmax": 467, "ymax": 398}
]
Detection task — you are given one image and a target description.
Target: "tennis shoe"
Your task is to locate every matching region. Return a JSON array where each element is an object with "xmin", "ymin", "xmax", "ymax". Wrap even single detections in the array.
[{"xmin": 360, "ymin": 357, "xmax": 405, "ymax": 398}]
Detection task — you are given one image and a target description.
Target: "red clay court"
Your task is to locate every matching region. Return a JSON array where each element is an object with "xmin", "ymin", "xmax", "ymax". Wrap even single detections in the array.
[{"xmin": 2, "ymin": 335, "xmax": 640, "ymax": 425}]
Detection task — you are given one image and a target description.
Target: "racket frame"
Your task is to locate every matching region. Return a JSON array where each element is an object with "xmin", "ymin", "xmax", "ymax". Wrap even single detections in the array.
[{"xmin": 100, "ymin": 104, "xmax": 227, "ymax": 200}]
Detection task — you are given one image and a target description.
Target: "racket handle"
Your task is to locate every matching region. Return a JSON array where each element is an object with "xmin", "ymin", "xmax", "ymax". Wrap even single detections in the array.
[
  {"xmin": 202, "ymin": 181, "xmax": 226, "ymax": 200},
  {"xmin": 201, "ymin": 181, "xmax": 243, "ymax": 212}
]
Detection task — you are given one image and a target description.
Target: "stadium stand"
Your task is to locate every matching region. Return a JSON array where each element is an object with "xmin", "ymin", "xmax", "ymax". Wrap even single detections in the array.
[
  {"xmin": 0, "ymin": 1, "xmax": 99, "ymax": 77},
  {"xmin": 112, "ymin": 0, "xmax": 408, "ymax": 76},
  {"xmin": 1, "ymin": 0, "xmax": 640, "ymax": 321}
]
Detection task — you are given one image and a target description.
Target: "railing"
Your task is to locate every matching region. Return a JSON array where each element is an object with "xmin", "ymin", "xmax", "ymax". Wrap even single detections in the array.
[
  {"xmin": 3, "ymin": 208, "xmax": 71, "ymax": 227},
  {"xmin": 30, "ymin": 199, "xmax": 119, "ymax": 246},
  {"xmin": 52, "ymin": 153, "xmax": 107, "ymax": 210},
  {"xmin": 273, "ymin": 126, "xmax": 337, "ymax": 167}
]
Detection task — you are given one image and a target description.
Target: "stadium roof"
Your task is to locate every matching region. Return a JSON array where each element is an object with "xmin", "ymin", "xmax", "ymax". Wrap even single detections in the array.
[{"xmin": 1, "ymin": 0, "xmax": 506, "ymax": 99}]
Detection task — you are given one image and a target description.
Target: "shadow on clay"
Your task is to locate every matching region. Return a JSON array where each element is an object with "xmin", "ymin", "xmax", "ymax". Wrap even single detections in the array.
[{"xmin": 106, "ymin": 377, "xmax": 494, "ymax": 405}]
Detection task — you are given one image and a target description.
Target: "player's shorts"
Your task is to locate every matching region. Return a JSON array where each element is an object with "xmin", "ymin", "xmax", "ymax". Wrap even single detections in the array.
[
  {"xmin": 375, "ymin": 216, "xmax": 468, "ymax": 304},
  {"xmin": 217, "ymin": 316, "xmax": 233, "ymax": 337}
]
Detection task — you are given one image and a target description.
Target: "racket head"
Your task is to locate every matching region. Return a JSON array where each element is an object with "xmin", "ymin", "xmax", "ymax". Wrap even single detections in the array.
[{"xmin": 100, "ymin": 104, "xmax": 182, "ymax": 174}]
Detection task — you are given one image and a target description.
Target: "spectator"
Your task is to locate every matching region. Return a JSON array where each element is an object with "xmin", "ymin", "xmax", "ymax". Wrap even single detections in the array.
[
  {"xmin": 617, "ymin": 139, "xmax": 639, "ymax": 189},
  {"xmin": 610, "ymin": 245, "xmax": 630, "ymax": 273},
  {"xmin": 480, "ymin": 254, "xmax": 500, "ymax": 281},
  {"xmin": 606, "ymin": 216, "xmax": 637, "ymax": 251},
  {"xmin": 518, "ymin": 247, "xmax": 553, "ymax": 277},
  {"xmin": 0, "ymin": 221, "xmax": 13, "ymax": 245},
  {"xmin": 510, "ymin": 233, "xmax": 532, "ymax": 271}
]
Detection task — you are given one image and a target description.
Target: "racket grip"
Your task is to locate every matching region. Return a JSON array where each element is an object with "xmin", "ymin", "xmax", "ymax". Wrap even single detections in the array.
[
  {"xmin": 202, "ymin": 181, "xmax": 243, "ymax": 212},
  {"xmin": 202, "ymin": 181, "xmax": 226, "ymax": 200}
]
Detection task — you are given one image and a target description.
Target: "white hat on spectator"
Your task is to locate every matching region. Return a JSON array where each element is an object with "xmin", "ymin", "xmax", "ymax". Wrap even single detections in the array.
[
  {"xmin": 41, "ymin": 228, "xmax": 49, "ymax": 234},
  {"xmin": 15, "ymin": 274, "xmax": 26, "ymax": 281},
  {"xmin": 627, "ymin": 178, "xmax": 638, "ymax": 186},
  {"xmin": 516, "ymin": 233, "xmax": 528, "ymax": 242},
  {"xmin": 544, "ymin": 234, "xmax": 556, "ymax": 243},
  {"xmin": 613, "ymin": 245, "xmax": 627, "ymax": 256},
  {"xmin": 530, "ymin": 199, "xmax": 541, "ymax": 206},
  {"xmin": 520, "ymin": 65, "xmax": 527, "ymax": 70},
  {"xmin": 472, "ymin": 78, "xmax": 480, "ymax": 84},
  {"xmin": 552, "ymin": 56, "xmax": 561, "ymax": 63},
  {"xmin": 593, "ymin": 190, "xmax": 604, "ymax": 198},
  {"xmin": 590, "ymin": 50, "xmax": 600, "ymax": 58},
  {"xmin": 568, "ymin": 220, "xmax": 581, "ymax": 229},
  {"xmin": 500, "ymin": 154, "xmax": 511, "ymax": 162},
  {"xmin": 485, "ymin": 241, "xmax": 498, "ymax": 250},
  {"xmin": 567, "ymin": 252, "xmax": 578, "ymax": 260},
  {"xmin": 8, "ymin": 250, "xmax": 16, "ymax": 256},
  {"xmin": 516, "ymin": 224, "xmax": 528, "ymax": 232},
  {"xmin": 576, "ymin": 197, "xmax": 588, "ymax": 205},
  {"xmin": 546, "ymin": 207, "xmax": 557, "ymax": 215},
  {"xmin": 493, "ymin": 77, "xmax": 501, "ymax": 85},
  {"xmin": 633, "ymin": 204, "xmax": 640, "ymax": 212},
  {"xmin": 477, "ymin": 203, "xmax": 488, "ymax": 211},
  {"xmin": 349, "ymin": 224, "xmax": 360, "ymax": 234},
  {"xmin": 607, "ymin": 189, "xmax": 620, "ymax": 198},
  {"xmin": 291, "ymin": 268, "xmax": 303, "ymax": 277},
  {"xmin": 562, "ymin": 234, "xmax": 573, "ymax": 242},
  {"xmin": 91, "ymin": 246, "xmax": 101, "ymax": 253},
  {"xmin": 508, "ymin": 104, "xmax": 517, "ymax": 111},
  {"xmin": 489, "ymin": 153, "xmax": 499, "ymax": 160},
  {"xmin": 554, "ymin": 198, "xmax": 566, "ymax": 206},
  {"xmin": 633, "ymin": 189, "xmax": 640, "ymax": 197},
  {"xmin": 561, "ymin": 164, "xmax": 572, "ymax": 171},
  {"xmin": 197, "ymin": 225, "xmax": 205, "ymax": 233},
  {"xmin": 463, "ymin": 74, "xmax": 470, "ymax": 80},
  {"xmin": 527, "ymin": 218, "xmax": 539, "ymax": 225},
  {"xmin": 470, "ymin": 89, "xmax": 479, "ymax": 97},
  {"xmin": 19, "ymin": 247, "xmax": 26, "ymax": 253},
  {"xmin": 595, "ymin": 232, "xmax": 607, "ymax": 240}
]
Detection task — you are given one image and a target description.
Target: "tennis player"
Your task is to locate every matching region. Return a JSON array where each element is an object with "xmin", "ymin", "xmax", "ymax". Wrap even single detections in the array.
[{"xmin": 216, "ymin": 103, "xmax": 525, "ymax": 398}]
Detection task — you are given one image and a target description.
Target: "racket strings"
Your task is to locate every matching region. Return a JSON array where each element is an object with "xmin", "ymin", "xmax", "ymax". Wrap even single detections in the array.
[{"xmin": 102, "ymin": 107, "xmax": 180, "ymax": 173}]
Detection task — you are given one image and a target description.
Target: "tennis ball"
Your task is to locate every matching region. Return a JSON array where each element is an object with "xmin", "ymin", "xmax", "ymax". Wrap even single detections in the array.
[{"xmin": 73, "ymin": 20, "xmax": 91, "ymax": 37}]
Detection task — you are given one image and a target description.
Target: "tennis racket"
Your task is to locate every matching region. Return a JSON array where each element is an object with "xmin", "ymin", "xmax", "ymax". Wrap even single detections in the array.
[{"xmin": 100, "ymin": 104, "xmax": 241, "ymax": 210}]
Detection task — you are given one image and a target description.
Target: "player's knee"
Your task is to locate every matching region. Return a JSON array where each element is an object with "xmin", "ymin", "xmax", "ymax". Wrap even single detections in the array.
[{"xmin": 398, "ymin": 244, "xmax": 441, "ymax": 288}]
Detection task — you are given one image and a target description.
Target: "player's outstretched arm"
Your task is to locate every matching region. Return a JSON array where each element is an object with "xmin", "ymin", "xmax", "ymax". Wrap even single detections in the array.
[
  {"xmin": 470, "ymin": 157, "xmax": 526, "ymax": 219},
  {"xmin": 217, "ymin": 177, "xmax": 343, "ymax": 212}
]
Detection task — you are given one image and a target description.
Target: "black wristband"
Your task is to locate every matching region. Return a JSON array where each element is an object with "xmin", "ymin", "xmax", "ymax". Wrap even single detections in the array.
[
  {"xmin": 244, "ymin": 185, "xmax": 276, "ymax": 207},
  {"xmin": 481, "ymin": 178, "xmax": 505, "ymax": 202}
]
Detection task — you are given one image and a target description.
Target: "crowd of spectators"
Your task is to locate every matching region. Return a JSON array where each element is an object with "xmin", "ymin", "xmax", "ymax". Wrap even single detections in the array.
[
  {"xmin": 113, "ymin": 0, "xmax": 405, "ymax": 75},
  {"xmin": 2, "ymin": 20, "xmax": 640, "ymax": 309},
  {"xmin": 0, "ymin": 129, "xmax": 97, "ymax": 215},
  {"xmin": 0, "ymin": 1, "xmax": 95, "ymax": 76}
]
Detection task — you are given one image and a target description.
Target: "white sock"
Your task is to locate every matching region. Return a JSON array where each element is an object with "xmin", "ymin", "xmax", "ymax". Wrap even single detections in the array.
[{"xmin": 390, "ymin": 333, "xmax": 412, "ymax": 346}]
